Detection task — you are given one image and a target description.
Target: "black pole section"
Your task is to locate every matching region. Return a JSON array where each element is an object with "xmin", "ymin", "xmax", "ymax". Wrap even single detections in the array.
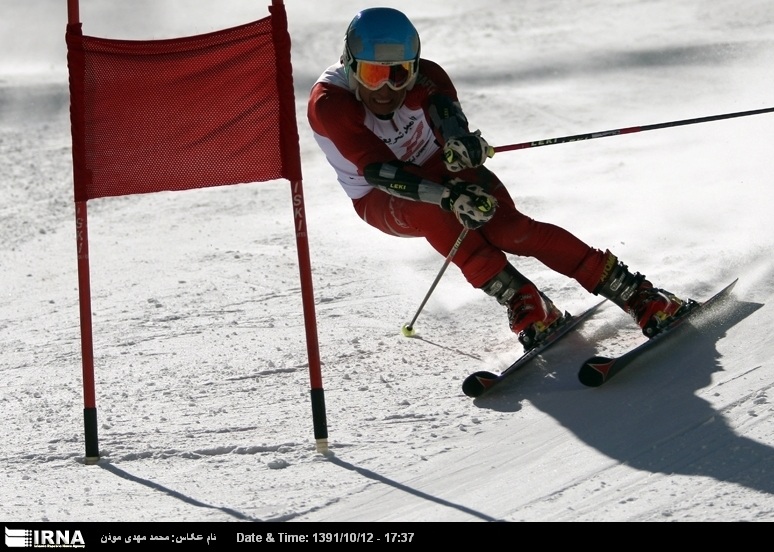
[
  {"xmin": 310, "ymin": 388, "xmax": 328, "ymax": 453},
  {"xmin": 84, "ymin": 407, "xmax": 99, "ymax": 462},
  {"xmin": 493, "ymin": 106, "xmax": 774, "ymax": 154}
]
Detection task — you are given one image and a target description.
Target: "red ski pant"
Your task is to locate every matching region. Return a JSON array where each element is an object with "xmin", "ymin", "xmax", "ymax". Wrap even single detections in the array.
[{"xmin": 352, "ymin": 171, "xmax": 610, "ymax": 292}]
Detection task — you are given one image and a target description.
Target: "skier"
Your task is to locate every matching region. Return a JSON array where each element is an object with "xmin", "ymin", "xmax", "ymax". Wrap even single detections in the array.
[{"xmin": 307, "ymin": 7, "xmax": 688, "ymax": 350}]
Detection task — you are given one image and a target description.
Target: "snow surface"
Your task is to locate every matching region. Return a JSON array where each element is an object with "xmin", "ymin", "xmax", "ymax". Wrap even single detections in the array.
[{"xmin": 1, "ymin": 0, "xmax": 773, "ymax": 523}]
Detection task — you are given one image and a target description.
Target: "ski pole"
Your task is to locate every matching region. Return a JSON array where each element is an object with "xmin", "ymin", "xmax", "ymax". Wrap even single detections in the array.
[
  {"xmin": 487, "ymin": 106, "xmax": 774, "ymax": 155},
  {"xmin": 401, "ymin": 227, "xmax": 469, "ymax": 337}
]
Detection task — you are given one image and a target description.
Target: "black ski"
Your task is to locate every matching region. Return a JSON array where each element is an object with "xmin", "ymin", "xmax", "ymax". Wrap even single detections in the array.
[
  {"xmin": 578, "ymin": 278, "xmax": 738, "ymax": 387},
  {"xmin": 462, "ymin": 300, "xmax": 606, "ymax": 398}
]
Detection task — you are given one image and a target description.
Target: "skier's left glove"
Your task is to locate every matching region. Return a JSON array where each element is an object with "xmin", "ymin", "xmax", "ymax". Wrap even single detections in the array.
[
  {"xmin": 443, "ymin": 130, "xmax": 494, "ymax": 172},
  {"xmin": 440, "ymin": 180, "xmax": 497, "ymax": 229}
]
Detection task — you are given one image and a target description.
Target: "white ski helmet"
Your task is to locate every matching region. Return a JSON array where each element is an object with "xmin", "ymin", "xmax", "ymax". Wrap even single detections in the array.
[{"xmin": 341, "ymin": 8, "xmax": 421, "ymax": 92}]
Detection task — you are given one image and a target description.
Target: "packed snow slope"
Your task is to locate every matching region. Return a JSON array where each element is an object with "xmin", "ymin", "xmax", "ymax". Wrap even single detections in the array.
[{"xmin": 1, "ymin": 0, "xmax": 772, "ymax": 522}]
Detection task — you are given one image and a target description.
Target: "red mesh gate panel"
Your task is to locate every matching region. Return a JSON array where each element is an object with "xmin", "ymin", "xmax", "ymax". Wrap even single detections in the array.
[{"xmin": 66, "ymin": 17, "xmax": 290, "ymax": 201}]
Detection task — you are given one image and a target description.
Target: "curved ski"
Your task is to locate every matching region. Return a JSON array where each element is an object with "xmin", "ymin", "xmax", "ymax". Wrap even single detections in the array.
[
  {"xmin": 578, "ymin": 278, "xmax": 738, "ymax": 387},
  {"xmin": 463, "ymin": 300, "xmax": 606, "ymax": 398},
  {"xmin": 461, "ymin": 371, "xmax": 499, "ymax": 397}
]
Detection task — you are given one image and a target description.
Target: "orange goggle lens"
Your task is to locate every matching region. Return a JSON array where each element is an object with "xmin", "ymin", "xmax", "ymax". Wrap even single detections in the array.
[{"xmin": 355, "ymin": 61, "xmax": 414, "ymax": 91}]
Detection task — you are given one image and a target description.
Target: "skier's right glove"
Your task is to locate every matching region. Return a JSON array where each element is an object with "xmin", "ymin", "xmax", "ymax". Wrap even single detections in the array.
[
  {"xmin": 443, "ymin": 130, "xmax": 494, "ymax": 172},
  {"xmin": 440, "ymin": 180, "xmax": 497, "ymax": 229}
]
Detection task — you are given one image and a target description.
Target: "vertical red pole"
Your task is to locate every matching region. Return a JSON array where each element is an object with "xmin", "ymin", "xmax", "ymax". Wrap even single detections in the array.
[
  {"xmin": 75, "ymin": 202, "xmax": 99, "ymax": 463},
  {"xmin": 270, "ymin": 0, "xmax": 329, "ymax": 453},
  {"xmin": 68, "ymin": 0, "xmax": 100, "ymax": 464},
  {"xmin": 290, "ymin": 178, "xmax": 328, "ymax": 453},
  {"xmin": 67, "ymin": 0, "xmax": 79, "ymax": 24}
]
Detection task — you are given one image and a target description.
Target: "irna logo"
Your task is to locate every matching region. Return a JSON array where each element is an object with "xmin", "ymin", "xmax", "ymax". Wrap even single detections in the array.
[{"xmin": 5, "ymin": 527, "xmax": 85, "ymax": 548}]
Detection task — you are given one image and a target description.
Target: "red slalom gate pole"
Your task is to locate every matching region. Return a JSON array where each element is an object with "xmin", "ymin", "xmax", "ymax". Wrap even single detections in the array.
[{"xmin": 491, "ymin": 106, "xmax": 774, "ymax": 154}]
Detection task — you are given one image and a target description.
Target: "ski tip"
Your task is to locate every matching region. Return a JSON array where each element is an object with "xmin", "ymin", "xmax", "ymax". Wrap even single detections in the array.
[
  {"xmin": 578, "ymin": 356, "xmax": 616, "ymax": 387},
  {"xmin": 710, "ymin": 278, "xmax": 739, "ymax": 299},
  {"xmin": 462, "ymin": 370, "xmax": 499, "ymax": 398}
]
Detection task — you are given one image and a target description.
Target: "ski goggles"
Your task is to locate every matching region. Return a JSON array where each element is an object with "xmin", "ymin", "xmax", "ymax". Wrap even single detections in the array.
[{"xmin": 353, "ymin": 60, "xmax": 416, "ymax": 91}]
